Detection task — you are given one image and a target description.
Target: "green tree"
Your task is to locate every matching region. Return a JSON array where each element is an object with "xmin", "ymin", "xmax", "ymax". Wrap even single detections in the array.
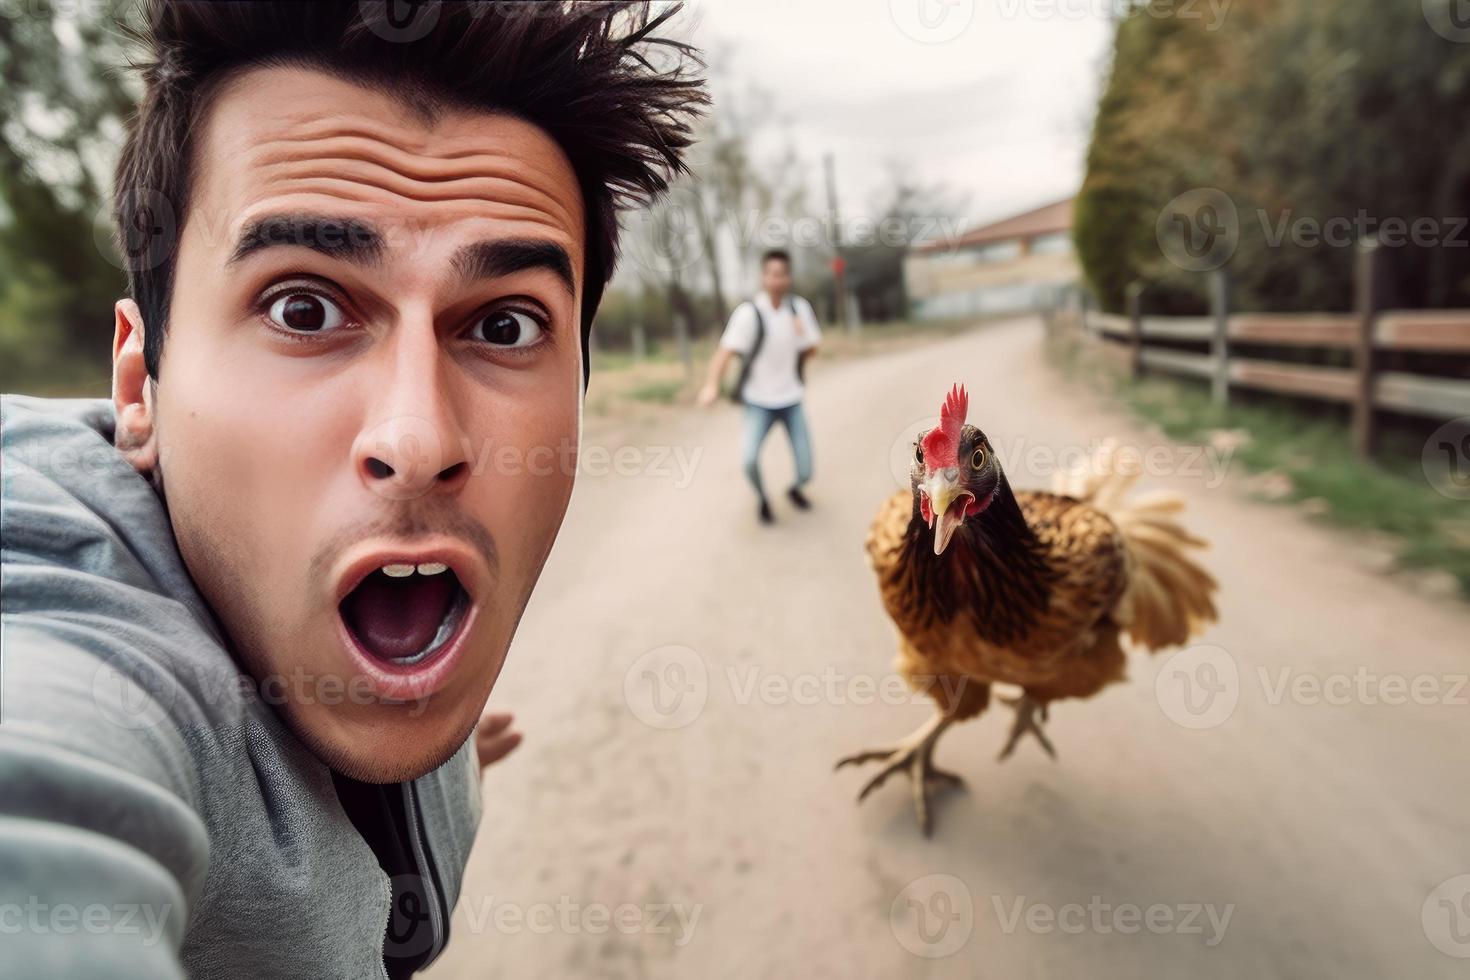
[
  {"xmin": 1075, "ymin": 0, "xmax": 1470, "ymax": 315},
  {"xmin": 0, "ymin": 5, "xmax": 143, "ymax": 392}
]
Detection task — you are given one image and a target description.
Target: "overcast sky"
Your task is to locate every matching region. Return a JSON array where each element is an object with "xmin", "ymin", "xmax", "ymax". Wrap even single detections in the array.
[{"xmin": 675, "ymin": 0, "xmax": 1116, "ymax": 229}]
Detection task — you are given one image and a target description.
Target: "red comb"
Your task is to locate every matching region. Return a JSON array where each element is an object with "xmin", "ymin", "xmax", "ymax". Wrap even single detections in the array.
[{"xmin": 919, "ymin": 383, "xmax": 968, "ymax": 468}]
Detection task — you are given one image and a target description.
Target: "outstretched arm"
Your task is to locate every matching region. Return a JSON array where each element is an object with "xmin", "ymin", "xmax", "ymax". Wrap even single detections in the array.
[
  {"xmin": 474, "ymin": 711, "xmax": 522, "ymax": 770},
  {"xmin": 798, "ymin": 346, "xmax": 818, "ymax": 379},
  {"xmin": 696, "ymin": 347, "xmax": 738, "ymax": 407},
  {"xmin": 1, "ymin": 627, "xmax": 206, "ymax": 979},
  {"xmin": 700, "ymin": 302, "xmax": 757, "ymax": 407}
]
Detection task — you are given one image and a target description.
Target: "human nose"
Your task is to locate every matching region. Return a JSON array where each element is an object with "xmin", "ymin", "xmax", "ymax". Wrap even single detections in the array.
[{"xmin": 352, "ymin": 320, "xmax": 470, "ymax": 501}]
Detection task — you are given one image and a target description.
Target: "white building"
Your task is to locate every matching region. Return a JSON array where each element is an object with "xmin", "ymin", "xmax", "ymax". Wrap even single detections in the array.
[{"xmin": 905, "ymin": 196, "xmax": 1078, "ymax": 320}]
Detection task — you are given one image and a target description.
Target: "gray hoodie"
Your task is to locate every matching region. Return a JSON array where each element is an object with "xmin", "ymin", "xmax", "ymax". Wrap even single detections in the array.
[{"xmin": 0, "ymin": 395, "xmax": 482, "ymax": 978}]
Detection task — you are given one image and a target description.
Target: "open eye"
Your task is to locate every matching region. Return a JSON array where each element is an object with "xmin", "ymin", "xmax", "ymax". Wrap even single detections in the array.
[
  {"xmin": 267, "ymin": 291, "xmax": 346, "ymax": 333},
  {"xmin": 471, "ymin": 309, "xmax": 544, "ymax": 349},
  {"xmin": 915, "ymin": 441, "xmax": 925, "ymax": 465},
  {"xmin": 971, "ymin": 445, "xmax": 987, "ymax": 469}
]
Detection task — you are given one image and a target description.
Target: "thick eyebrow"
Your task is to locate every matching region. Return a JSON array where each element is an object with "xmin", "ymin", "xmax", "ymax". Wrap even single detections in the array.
[
  {"xmin": 450, "ymin": 239, "xmax": 575, "ymax": 296},
  {"xmin": 228, "ymin": 213, "xmax": 384, "ymax": 267}
]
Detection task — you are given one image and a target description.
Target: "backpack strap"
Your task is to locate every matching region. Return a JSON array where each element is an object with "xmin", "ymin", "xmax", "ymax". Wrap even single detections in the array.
[
  {"xmin": 789, "ymin": 296, "xmax": 809, "ymax": 384},
  {"xmin": 729, "ymin": 301, "xmax": 766, "ymax": 404}
]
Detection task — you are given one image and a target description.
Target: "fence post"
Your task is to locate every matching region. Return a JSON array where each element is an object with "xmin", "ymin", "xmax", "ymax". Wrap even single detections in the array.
[
  {"xmin": 1126, "ymin": 281, "xmax": 1144, "ymax": 379},
  {"xmin": 1210, "ymin": 268, "xmax": 1231, "ymax": 409},
  {"xmin": 1352, "ymin": 240, "xmax": 1381, "ymax": 460}
]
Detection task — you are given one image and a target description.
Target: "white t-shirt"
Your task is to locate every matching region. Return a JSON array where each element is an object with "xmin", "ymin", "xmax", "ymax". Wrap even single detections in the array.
[{"xmin": 719, "ymin": 292, "xmax": 822, "ymax": 409}]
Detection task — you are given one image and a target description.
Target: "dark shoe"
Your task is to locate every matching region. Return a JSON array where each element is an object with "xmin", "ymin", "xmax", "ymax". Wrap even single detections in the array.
[
  {"xmin": 787, "ymin": 487, "xmax": 811, "ymax": 510},
  {"xmin": 758, "ymin": 499, "xmax": 775, "ymax": 525}
]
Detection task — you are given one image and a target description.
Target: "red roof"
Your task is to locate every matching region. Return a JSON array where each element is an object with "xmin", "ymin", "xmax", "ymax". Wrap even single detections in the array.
[{"xmin": 917, "ymin": 196, "xmax": 1074, "ymax": 254}]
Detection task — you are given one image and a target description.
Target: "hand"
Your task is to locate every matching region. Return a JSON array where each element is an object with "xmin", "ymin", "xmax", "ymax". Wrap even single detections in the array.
[
  {"xmin": 474, "ymin": 711, "xmax": 522, "ymax": 770},
  {"xmin": 696, "ymin": 381, "xmax": 720, "ymax": 408}
]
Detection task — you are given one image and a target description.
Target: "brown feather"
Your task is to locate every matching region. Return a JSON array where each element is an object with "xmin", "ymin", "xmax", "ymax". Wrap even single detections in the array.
[{"xmin": 867, "ymin": 438, "xmax": 1218, "ymax": 716}]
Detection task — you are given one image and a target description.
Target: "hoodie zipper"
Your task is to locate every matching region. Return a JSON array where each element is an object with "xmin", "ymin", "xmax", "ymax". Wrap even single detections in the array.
[{"xmin": 400, "ymin": 781, "xmax": 447, "ymax": 964}]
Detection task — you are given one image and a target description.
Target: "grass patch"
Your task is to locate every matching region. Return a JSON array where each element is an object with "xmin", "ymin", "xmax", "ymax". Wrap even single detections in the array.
[
  {"xmin": 627, "ymin": 379, "xmax": 686, "ymax": 405},
  {"xmin": 589, "ymin": 349, "xmax": 647, "ymax": 373},
  {"xmin": 1049, "ymin": 329, "xmax": 1470, "ymax": 599}
]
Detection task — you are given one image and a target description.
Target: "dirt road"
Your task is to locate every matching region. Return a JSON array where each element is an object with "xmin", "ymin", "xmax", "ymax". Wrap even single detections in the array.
[{"xmin": 426, "ymin": 316, "xmax": 1469, "ymax": 980}]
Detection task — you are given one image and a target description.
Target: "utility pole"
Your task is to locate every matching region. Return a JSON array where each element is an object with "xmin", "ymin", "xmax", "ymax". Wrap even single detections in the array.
[{"xmin": 823, "ymin": 152, "xmax": 851, "ymax": 333}]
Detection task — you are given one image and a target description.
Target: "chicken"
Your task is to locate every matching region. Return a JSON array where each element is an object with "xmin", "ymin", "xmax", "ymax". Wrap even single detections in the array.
[{"xmin": 837, "ymin": 384, "xmax": 1218, "ymax": 834}]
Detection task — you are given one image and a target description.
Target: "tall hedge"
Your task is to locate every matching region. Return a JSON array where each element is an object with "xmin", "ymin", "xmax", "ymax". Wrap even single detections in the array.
[{"xmin": 1076, "ymin": 0, "xmax": 1470, "ymax": 315}]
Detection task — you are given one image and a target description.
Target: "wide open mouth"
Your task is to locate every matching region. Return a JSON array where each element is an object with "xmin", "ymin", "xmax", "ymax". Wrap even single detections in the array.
[{"xmin": 339, "ymin": 562, "xmax": 471, "ymax": 667}]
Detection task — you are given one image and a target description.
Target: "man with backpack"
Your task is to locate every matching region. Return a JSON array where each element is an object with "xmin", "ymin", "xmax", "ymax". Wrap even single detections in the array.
[{"xmin": 697, "ymin": 249, "xmax": 823, "ymax": 524}]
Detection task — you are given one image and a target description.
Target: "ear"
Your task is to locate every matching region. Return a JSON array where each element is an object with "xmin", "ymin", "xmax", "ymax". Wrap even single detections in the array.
[{"xmin": 112, "ymin": 299, "xmax": 159, "ymax": 473}]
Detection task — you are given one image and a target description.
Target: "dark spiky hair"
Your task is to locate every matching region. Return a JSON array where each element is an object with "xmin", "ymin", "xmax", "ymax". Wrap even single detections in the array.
[{"xmin": 112, "ymin": 0, "xmax": 707, "ymax": 381}]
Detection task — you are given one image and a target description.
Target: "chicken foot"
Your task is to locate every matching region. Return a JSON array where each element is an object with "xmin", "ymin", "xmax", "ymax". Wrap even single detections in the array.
[
  {"xmin": 835, "ymin": 712, "xmax": 964, "ymax": 836},
  {"xmin": 997, "ymin": 693, "xmax": 1056, "ymax": 761}
]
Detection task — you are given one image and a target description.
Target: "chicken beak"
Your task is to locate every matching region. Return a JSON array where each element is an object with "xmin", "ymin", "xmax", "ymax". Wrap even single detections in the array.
[{"xmin": 923, "ymin": 470, "xmax": 974, "ymax": 556}]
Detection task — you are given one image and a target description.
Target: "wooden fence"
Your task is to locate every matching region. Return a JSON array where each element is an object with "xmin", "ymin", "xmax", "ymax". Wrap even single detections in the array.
[{"xmin": 1045, "ymin": 244, "xmax": 1470, "ymax": 460}]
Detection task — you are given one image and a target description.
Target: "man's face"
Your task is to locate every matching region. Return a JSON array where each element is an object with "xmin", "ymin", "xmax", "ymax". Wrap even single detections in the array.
[
  {"xmin": 761, "ymin": 257, "xmax": 791, "ymax": 299},
  {"xmin": 140, "ymin": 66, "xmax": 584, "ymax": 781}
]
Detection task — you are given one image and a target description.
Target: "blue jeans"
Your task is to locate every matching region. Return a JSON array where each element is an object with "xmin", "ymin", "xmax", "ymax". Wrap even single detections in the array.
[{"xmin": 742, "ymin": 402, "xmax": 813, "ymax": 500}]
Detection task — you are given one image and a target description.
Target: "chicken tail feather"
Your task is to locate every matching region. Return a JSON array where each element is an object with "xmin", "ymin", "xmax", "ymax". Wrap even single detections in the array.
[{"xmin": 1054, "ymin": 440, "xmax": 1218, "ymax": 651}]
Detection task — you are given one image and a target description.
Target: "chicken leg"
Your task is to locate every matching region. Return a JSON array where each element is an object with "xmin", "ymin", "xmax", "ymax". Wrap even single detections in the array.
[
  {"xmin": 835, "ymin": 713, "xmax": 964, "ymax": 836},
  {"xmin": 997, "ymin": 693, "xmax": 1056, "ymax": 761}
]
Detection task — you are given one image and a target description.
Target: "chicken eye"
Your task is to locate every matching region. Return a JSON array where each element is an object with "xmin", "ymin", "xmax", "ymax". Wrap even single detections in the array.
[
  {"xmin": 267, "ymin": 292, "xmax": 345, "ymax": 333},
  {"xmin": 915, "ymin": 442, "xmax": 925, "ymax": 465},
  {"xmin": 472, "ymin": 310, "xmax": 544, "ymax": 348},
  {"xmin": 971, "ymin": 446, "xmax": 987, "ymax": 469}
]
